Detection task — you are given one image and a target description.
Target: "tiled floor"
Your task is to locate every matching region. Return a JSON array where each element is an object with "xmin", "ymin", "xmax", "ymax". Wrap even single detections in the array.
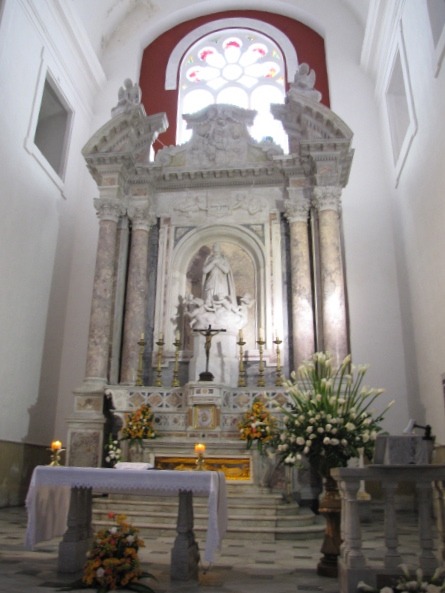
[{"xmin": 0, "ymin": 505, "xmax": 423, "ymax": 593}]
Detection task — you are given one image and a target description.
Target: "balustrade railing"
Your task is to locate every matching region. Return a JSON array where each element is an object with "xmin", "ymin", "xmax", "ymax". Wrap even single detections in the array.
[{"xmin": 331, "ymin": 465, "xmax": 445, "ymax": 593}]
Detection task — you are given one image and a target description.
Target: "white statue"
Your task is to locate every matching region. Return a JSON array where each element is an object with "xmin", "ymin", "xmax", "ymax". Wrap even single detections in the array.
[
  {"xmin": 111, "ymin": 78, "xmax": 142, "ymax": 117},
  {"xmin": 288, "ymin": 63, "xmax": 322, "ymax": 103},
  {"xmin": 202, "ymin": 243, "xmax": 236, "ymax": 308}
]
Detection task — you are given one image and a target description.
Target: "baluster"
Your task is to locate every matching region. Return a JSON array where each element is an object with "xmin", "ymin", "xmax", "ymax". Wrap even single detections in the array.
[
  {"xmin": 339, "ymin": 477, "xmax": 367, "ymax": 568},
  {"xmin": 417, "ymin": 481, "xmax": 438, "ymax": 573},
  {"xmin": 433, "ymin": 479, "xmax": 445, "ymax": 562},
  {"xmin": 382, "ymin": 480, "xmax": 403, "ymax": 571}
]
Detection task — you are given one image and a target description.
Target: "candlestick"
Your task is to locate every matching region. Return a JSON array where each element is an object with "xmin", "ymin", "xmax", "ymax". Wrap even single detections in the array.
[
  {"xmin": 237, "ymin": 331, "xmax": 247, "ymax": 387},
  {"xmin": 48, "ymin": 441, "xmax": 65, "ymax": 466},
  {"xmin": 194, "ymin": 443, "xmax": 206, "ymax": 471},
  {"xmin": 256, "ymin": 334, "xmax": 266, "ymax": 387},
  {"xmin": 136, "ymin": 334, "xmax": 146, "ymax": 386},
  {"xmin": 171, "ymin": 333, "xmax": 181, "ymax": 387},
  {"xmin": 155, "ymin": 336, "xmax": 164, "ymax": 387},
  {"xmin": 274, "ymin": 336, "xmax": 284, "ymax": 386}
]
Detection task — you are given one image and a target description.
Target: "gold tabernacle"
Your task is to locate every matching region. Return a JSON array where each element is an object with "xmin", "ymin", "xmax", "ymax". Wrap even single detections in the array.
[{"xmin": 154, "ymin": 455, "xmax": 251, "ymax": 480}]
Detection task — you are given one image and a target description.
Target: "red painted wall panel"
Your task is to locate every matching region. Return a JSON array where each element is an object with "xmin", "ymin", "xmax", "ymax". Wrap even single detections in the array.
[{"xmin": 140, "ymin": 10, "xmax": 329, "ymax": 148}]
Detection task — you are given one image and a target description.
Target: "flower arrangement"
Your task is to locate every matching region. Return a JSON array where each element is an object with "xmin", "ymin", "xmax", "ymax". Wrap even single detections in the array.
[
  {"xmin": 121, "ymin": 404, "xmax": 156, "ymax": 444},
  {"xmin": 104, "ymin": 435, "xmax": 122, "ymax": 467},
  {"xmin": 60, "ymin": 513, "xmax": 156, "ymax": 593},
  {"xmin": 275, "ymin": 352, "xmax": 393, "ymax": 477},
  {"xmin": 238, "ymin": 399, "xmax": 277, "ymax": 454},
  {"xmin": 358, "ymin": 565, "xmax": 445, "ymax": 593}
]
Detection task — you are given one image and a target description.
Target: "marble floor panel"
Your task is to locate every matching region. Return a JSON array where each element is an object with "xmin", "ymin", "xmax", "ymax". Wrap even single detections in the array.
[{"xmin": 0, "ymin": 506, "xmax": 425, "ymax": 593}]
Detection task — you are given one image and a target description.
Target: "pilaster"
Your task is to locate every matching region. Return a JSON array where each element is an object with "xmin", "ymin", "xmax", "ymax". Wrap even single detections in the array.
[
  {"xmin": 284, "ymin": 185, "xmax": 315, "ymax": 367},
  {"xmin": 313, "ymin": 186, "xmax": 348, "ymax": 364}
]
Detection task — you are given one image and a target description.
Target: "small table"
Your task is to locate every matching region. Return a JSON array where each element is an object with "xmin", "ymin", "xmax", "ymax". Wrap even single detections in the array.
[{"xmin": 25, "ymin": 466, "xmax": 227, "ymax": 579}]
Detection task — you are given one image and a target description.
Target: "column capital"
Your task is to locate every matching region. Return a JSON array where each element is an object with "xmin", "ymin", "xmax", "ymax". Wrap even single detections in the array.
[
  {"xmin": 127, "ymin": 204, "xmax": 156, "ymax": 231},
  {"xmin": 312, "ymin": 186, "xmax": 342, "ymax": 213},
  {"xmin": 284, "ymin": 188, "xmax": 311, "ymax": 223},
  {"xmin": 93, "ymin": 199, "xmax": 126, "ymax": 223}
]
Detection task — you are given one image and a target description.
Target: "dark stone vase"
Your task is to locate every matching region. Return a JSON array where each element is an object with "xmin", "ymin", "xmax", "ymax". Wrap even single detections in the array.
[{"xmin": 316, "ymin": 473, "xmax": 341, "ymax": 578}]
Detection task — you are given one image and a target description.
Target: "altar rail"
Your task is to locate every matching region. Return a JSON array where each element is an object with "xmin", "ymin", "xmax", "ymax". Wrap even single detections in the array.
[{"xmin": 331, "ymin": 465, "xmax": 445, "ymax": 593}]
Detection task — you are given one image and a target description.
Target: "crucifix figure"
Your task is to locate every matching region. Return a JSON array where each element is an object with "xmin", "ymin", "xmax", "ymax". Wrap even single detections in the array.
[{"xmin": 193, "ymin": 324, "xmax": 226, "ymax": 381}]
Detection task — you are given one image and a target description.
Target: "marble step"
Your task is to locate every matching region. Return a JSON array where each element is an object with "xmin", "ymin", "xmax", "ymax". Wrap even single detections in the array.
[{"xmin": 92, "ymin": 492, "xmax": 324, "ymax": 541}]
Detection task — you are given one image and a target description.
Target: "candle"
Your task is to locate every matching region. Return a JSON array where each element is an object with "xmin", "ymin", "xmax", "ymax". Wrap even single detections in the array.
[
  {"xmin": 175, "ymin": 330, "xmax": 180, "ymax": 341},
  {"xmin": 238, "ymin": 329, "xmax": 243, "ymax": 341},
  {"xmin": 258, "ymin": 327, "xmax": 264, "ymax": 340},
  {"xmin": 194, "ymin": 443, "xmax": 206, "ymax": 454},
  {"xmin": 140, "ymin": 332, "xmax": 145, "ymax": 340},
  {"xmin": 159, "ymin": 332, "xmax": 164, "ymax": 341},
  {"xmin": 51, "ymin": 440, "xmax": 62, "ymax": 451}
]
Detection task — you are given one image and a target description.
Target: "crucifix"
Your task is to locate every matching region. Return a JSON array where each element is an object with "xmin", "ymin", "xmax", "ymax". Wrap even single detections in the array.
[{"xmin": 193, "ymin": 324, "xmax": 226, "ymax": 381}]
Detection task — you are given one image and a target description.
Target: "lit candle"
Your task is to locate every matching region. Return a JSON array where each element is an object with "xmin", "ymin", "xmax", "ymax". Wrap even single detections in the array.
[
  {"xmin": 194, "ymin": 443, "xmax": 206, "ymax": 454},
  {"xmin": 51, "ymin": 440, "xmax": 62, "ymax": 451}
]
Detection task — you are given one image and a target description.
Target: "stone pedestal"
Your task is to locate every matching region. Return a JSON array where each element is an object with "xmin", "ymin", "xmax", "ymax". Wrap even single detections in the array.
[
  {"xmin": 171, "ymin": 490, "xmax": 200, "ymax": 581},
  {"xmin": 58, "ymin": 487, "xmax": 93, "ymax": 573}
]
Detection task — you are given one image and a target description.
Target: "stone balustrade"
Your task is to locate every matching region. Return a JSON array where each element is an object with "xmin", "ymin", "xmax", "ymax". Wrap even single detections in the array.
[{"xmin": 331, "ymin": 465, "xmax": 445, "ymax": 593}]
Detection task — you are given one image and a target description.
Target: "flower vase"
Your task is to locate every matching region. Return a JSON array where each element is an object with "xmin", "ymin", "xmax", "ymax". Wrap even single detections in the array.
[
  {"xmin": 316, "ymin": 473, "xmax": 341, "ymax": 578},
  {"xmin": 129, "ymin": 441, "xmax": 143, "ymax": 462}
]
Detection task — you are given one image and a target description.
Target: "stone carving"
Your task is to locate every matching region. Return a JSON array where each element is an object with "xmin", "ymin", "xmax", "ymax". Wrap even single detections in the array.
[
  {"xmin": 111, "ymin": 79, "xmax": 142, "ymax": 117},
  {"xmin": 288, "ymin": 63, "xmax": 322, "ymax": 103},
  {"xmin": 185, "ymin": 292, "xmax": 254, "ymax": 333},
  {"xmin": 155, "ymin": 104, "xmax": 282, "ymax": 168}
]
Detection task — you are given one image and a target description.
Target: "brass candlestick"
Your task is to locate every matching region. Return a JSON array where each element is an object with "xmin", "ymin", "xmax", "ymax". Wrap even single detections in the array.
[
  {"xmin": 256, "ymin": 336, "xmax": 266, "ymax": 387},
  {"xmin": 237, "ymin": 332, "xmax": 247, "ymax": 387},
  {"xmin": 48, "ymin": 441, "xmax": 65, "ymax": 466},
  {"xmin": 155, "ymin": 336, "xmax": 164, "ymax": 387},
  {"xmin": 171, "ymin": 336, "xmax": 181, "ymax": 387},
  {"xmin": 136, "ymin": 334, "xmax": 146, "ymax": 386},
  {"xmin": 274, "ymin": 336, "xmax": 284, "ymax": 386},
  {"xmin": 194, "ymin": 443, "xmax": 206, "ymax": 471}
]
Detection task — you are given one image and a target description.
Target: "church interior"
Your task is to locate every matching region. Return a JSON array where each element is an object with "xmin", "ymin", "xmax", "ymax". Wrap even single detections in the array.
[{"xmin": 1, "ymin": 0, "xmax": 445, "ymax": 590}]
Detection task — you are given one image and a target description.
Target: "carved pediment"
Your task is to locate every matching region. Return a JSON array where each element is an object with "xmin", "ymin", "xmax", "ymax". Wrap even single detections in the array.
[
  {"xmin": 155, "ymin": 104, "xmax": 283, "ymax": 169},
  {"xmin": 271, "ymin": 93, "xmax": 354, "ymax": 187},
  {"xmin": 271, "ymin": 95, "xmax": 353, "ymax": 144},
  {"xmin": 82, "ymin": 106, "xmax": 168, "ymax": 182}
]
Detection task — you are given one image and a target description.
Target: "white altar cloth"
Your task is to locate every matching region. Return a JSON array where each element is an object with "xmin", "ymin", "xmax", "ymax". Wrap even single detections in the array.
[{"xmin": 25, "ymin": 466, "xmax": 227, "ymax": 562}]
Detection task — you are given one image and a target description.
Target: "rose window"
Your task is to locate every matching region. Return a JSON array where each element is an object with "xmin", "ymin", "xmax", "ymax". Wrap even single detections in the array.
[{"xmin": 177, "ymin": 30, "xmax": 288, "ymax": 151}]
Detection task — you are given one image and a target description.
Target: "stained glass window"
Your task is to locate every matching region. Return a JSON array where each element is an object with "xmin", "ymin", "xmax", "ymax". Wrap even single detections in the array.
[{"xmin": 177, "ymin": 29, "xmax": 287, "ymax": 151}]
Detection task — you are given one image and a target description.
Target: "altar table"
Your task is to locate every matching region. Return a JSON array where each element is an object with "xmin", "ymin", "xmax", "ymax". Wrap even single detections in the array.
[{"xmin": 25, "ymin": 466, "xmax": 227, "ymax": 577}]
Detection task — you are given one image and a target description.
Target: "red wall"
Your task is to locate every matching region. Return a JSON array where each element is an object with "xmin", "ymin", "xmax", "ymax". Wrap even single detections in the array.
[{"xmin": 140, "ymin": 10, "xmax": 329, "ymax": 148}]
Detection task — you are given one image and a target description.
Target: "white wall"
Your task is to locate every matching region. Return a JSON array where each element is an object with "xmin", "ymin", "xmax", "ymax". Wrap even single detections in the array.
[
  {"xmin": 371, "ymin": 1, "xmax": 445, "ymax": 442},
  {"xmin": 0, "ymin": 0, "xmax": 104, "ymax": 445}
]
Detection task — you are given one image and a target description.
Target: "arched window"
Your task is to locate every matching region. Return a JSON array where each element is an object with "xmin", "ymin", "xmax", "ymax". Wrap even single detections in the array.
[
  {"xmin": 140, "ymin": 12, "xmax": 330, "ymax": 150},
  {"xmin": 177, "ymin": 29, "xmax": 288, "ymax": 150}
]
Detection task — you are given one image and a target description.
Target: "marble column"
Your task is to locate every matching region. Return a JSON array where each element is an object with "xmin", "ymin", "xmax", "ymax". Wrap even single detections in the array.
[
  {"xmin": 120, "ymin": 205, "xmax": 154, "ymax": 384},
  {"xmin": 313, "ymin": 186, "xmax": 348, "ymax": 365},
  {"xmin": 85, "ymin": 199, "xmax": 124, "ymax": 383},
  {"xmin": 284, "ymin": 187, "xmax": 315, "ymax": 368}
]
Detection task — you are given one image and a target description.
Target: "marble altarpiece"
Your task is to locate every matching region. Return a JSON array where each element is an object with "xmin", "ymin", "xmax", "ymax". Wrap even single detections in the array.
[{"xmin": 66, "ymin": 70, "xmax": 354, "ymax": 489}]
